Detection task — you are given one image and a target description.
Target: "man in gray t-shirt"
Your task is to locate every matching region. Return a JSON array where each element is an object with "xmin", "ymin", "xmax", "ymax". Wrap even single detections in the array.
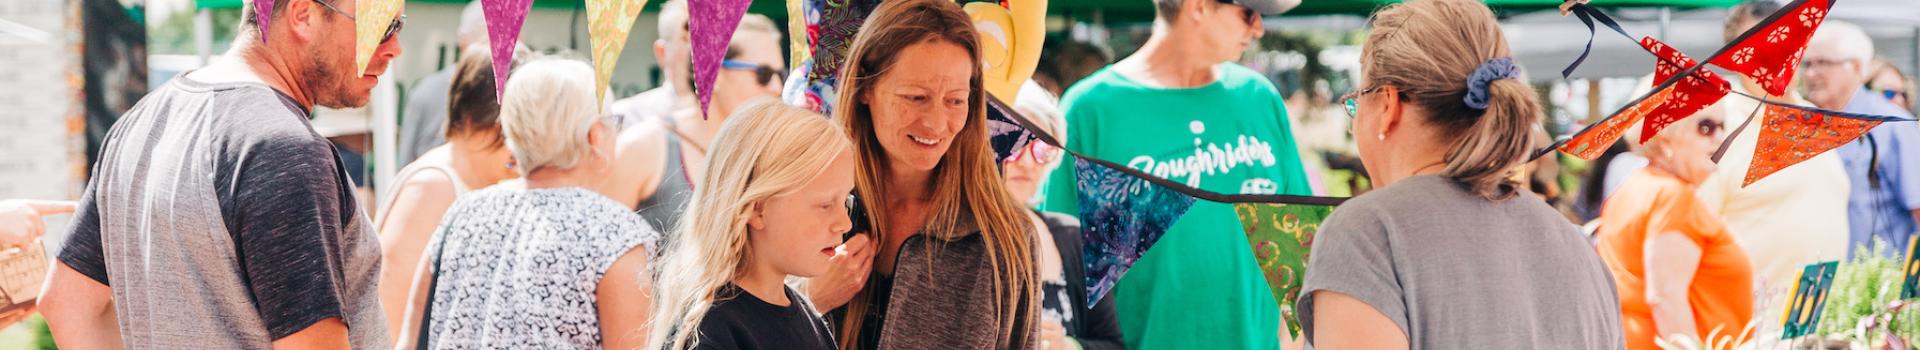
[{"xmin": 38, "ymin": 0, "xmax": 402, "ymax": 347}]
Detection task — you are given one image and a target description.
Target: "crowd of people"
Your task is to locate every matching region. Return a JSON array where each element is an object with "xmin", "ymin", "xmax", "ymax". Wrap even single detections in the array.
[{"xmin": 5, "ymin": 0, "xmax": 1918, "ymax": 348}]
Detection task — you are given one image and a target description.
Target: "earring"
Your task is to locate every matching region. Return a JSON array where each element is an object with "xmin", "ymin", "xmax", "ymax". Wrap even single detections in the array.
[{"xmin": 1378, "ymin": 133, "xmax": 1387, "ymax": 141}]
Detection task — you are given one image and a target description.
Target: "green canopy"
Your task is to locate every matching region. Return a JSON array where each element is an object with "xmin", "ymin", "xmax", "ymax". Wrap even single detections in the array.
[{"xmin": 203, "ymin": 0, "xmax": 1740, "ymax": 17}]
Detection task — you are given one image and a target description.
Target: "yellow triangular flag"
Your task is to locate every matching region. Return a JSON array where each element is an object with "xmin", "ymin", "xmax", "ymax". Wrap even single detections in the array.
[
  {"xmin": 587, "ymin": 0, "xmax": 652, "ymax": 108},
  {"xmin": 354, "ymin": 0, "xmax": 404, "ymax": 76},
  {"xmin": 964, "ymin": 0, "xmax": 1046, "ymax": 101},
  {"xmin": 787, "ymin": 0, "xmax": 809, "ymax": 70}
]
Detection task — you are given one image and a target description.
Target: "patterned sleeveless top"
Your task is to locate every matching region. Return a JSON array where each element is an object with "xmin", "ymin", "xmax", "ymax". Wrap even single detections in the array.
[{"xmin": 423, "ymin": 187, "xmax": 659, "ymax": 349}]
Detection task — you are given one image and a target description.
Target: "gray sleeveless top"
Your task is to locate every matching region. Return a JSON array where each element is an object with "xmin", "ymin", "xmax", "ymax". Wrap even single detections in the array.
[{"xmin": 635, "ymin": 118, "xmax": 695, "ymax": 242}]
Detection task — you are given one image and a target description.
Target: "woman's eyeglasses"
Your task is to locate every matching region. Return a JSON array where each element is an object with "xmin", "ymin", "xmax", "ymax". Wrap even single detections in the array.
[
  {"xmin": 1875, "ymin": 87, "xmax": 1909, "ymax": 102},
  {"xmin": 1340, "ymin": 87, "xmax": 1384, "ymax": 118},
  {"xmin": 721, "ymin": 60, "xmax": 787, "ymax": 86},
  {"xmin": 1007, "ymin": 141, "xmax": 1060, "ymax": 164},
  {"xmin": 1696, "ymin": 118, "xmax": 1724, "ymax": 137}
]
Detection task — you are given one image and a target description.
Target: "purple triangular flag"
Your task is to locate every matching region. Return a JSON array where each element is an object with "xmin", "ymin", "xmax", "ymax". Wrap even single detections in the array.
[
  {"xmin": 1074, "ymin": 157, "xmax": 1198, "ymax": 304},
  {"xmin": 688, "ymin": 0, "xmax": 754, "ymax": 118},
  {"xmin": 482, "ymin": 0, "xmax": 534, "ymax": 100},
  {"xmin": 254, "ymin": 0, "xmax": 275, "ymax": 42}
]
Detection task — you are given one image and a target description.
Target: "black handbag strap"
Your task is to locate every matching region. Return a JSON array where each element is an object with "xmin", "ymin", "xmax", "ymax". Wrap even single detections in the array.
[{"xmin": 415, "ymin": 235, "xmax": 449, "ymax": 349}]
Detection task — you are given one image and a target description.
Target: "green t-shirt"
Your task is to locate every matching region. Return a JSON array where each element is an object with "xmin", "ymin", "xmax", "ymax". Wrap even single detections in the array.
[{"xmin": 1039, "ymin": 63, "xmax": 1311, "ymax": 350}]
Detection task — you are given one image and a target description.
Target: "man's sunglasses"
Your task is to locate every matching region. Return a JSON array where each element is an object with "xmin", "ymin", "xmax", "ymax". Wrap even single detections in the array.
[
  {"xmin": 312, "ymin": 0, "xmax": 406, "ymax": 44},
  {"xmin": 1214, "ymin": 0, "xmax": 1260, "ymax": 27},
  {"xmin": 721, "ymin": 59, "xmax": 787, "ymax": 86}
]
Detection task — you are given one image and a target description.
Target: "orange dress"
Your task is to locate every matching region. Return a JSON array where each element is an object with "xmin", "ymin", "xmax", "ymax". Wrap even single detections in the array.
[{"xmin": 1597, "ymin": 168, "xmax": 1755, "ymax": 349}]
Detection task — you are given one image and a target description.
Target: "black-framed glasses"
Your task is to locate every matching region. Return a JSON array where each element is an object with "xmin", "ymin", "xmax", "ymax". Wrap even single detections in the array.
[
  {"xmin": 1696, "ymin": 118, "xmax": 1724, "ymax": 137},
  {"xmin": 721, "ymin": 59, "xmax": 787, "ymax": 86},
  {"xmin": 1213, "ymin": 0, "xmax": 1260, "ymax": 26},
  {"xmin": 311, "ymin": 0, "xmax": 406, "ymax": 44},
  {"xmin": 1340, "ymin": 86, "xmax": 1384, "ymax": 118}
]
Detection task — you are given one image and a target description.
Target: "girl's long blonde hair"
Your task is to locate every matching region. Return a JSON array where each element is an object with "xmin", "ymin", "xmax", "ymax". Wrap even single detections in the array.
[
  {"xmin": 831, "ymin": 0, "xmax": 1039, "ymax": 348},
  {"xmin": 645, "ymin": 100, "xmax": 854, "ymax": 350}
]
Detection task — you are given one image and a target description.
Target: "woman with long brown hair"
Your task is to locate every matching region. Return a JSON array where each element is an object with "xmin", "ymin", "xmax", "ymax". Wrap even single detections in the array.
[
  {"xmin": 1297, "ymin": 0, "xmax": 1623, "ymax": 348},
  {"xmin": 803, "ymin": 0, "xmax": 1040, "ymax": 348}
]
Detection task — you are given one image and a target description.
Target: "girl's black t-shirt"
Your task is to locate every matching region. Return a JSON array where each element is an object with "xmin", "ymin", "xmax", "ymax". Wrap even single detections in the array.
[{"xmin": 694, "ymin": 284, "xmax": 838, "ymax": 350}]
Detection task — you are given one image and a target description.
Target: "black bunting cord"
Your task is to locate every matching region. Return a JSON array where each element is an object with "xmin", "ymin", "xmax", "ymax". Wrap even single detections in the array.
[
  {"xmin": 987, "ymin": 94, "xmax": 1348, "ymax": 207},
  {"xmin": 985, "ymin": 1, "xmax": 1917, "ymax": 207}
]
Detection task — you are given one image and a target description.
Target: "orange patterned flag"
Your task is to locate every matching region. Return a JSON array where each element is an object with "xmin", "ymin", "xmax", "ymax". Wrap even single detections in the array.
[
  {"xmin": 1559, "ymin": 89, "xmax": 1671, "ymax": 160},
  {"xmin": 1744, "ymin": 104, "xmax": 1881, "ymax": 187}
]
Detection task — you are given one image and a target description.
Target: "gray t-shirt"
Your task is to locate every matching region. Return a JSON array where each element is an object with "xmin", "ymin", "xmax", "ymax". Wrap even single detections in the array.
[
  {"xmin": 1298, "ymin": 176, "xmax": 1623, "ymax": 349},
  {"xmin": 57, "ymin": 76, "xmax": 390, "ymax": 349}
]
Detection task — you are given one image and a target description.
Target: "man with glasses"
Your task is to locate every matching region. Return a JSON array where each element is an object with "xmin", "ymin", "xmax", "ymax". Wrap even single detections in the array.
[
  {"xmin": 39, "ymin": 0, "xmax": 402, "ymax": 347},
  {"xmin": 1802, "ymin": 21, "xmax": 1920, "ymax": 258},
  {"xmin": 602, "ymin": 13, "xmax": 783, "ymax": 244},
  {"xmin": 1036, "ymin": 0, "xmax": 1306, "ymax": 349}
]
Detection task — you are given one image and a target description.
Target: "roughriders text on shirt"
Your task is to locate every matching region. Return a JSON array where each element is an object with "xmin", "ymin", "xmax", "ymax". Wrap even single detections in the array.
[{"xmin": 1126, "ymin": 133, "xmax": 1279, "ymax": 193}]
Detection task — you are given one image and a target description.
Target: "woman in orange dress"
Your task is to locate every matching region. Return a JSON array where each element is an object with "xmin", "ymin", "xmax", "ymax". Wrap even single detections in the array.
[{"xmin": 1597, "ymin": 102, "xmax": 1753, "ymax": 349}]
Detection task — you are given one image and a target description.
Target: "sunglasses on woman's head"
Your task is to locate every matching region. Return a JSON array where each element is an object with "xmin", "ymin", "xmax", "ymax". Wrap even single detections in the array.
[
  {"xmin": 721, "ymin": 60, "xmax": 787, "ymax": 86},
  {"xmin": 311, "ymin": 0, "xmax": 406, "ymax": 44}
]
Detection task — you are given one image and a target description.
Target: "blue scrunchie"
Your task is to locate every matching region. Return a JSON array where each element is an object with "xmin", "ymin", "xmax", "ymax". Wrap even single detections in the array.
[{"xmin": 1463, "ymin": 57, "xmax": 1521, "ymax": 110}]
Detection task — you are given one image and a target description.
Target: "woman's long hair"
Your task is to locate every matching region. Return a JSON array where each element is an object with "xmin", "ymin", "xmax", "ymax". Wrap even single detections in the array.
[
  {"xmin": 830, "ymin": 0, "xmax": 1039, "ymax": 348},
  {"xmin": 645, "ymin": 100, "xmax": 854, "ymax": 350}
]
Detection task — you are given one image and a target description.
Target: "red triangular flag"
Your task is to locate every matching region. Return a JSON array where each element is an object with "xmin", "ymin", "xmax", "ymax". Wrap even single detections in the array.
[
  {"xmin": 1637, "ymin": 37, "xmax": 1730, "ymax": 144},
  {"xmin": 1709, "ymin": 0, "xmax": 1830, "ymax": 96},
  {"xmin": 1745, "ymin": 104, "xmax": 1881, "ymax": 186}
]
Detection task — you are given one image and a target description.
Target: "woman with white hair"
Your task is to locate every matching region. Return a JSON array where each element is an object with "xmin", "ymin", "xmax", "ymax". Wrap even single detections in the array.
[
  {"xmin": 1594, "ymin": 102, "xmax": 1753, "ymax": 348},
  {"xmin": 397, "ymin": 58, "xmax": 658, "ymax": 350},
  {"xmin": 1002, "ymin": 81, "xmax": 1125, "ymax": 350}
]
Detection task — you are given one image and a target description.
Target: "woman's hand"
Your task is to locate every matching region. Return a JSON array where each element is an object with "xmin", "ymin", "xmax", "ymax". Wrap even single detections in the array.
[
  {"xmin": 1038, "ymin": 320, "xmax": 1070, "ymax": 350},
  {"xmin": 807, "ymin": 233, "xmax": 875, "ymax": 310}
]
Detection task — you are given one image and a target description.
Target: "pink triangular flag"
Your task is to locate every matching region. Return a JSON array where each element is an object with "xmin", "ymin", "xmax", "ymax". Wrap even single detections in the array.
[
  {"xmin": 254, "ymin": 0, "xmax": 275, "ymax": 42},
  {"xmin": 483, "ymin": 0, "xmax": 535, "ymax": 100},
  {"xmin": 689, "ymin": 0, "xmax": 755, "ymax": 118}
]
